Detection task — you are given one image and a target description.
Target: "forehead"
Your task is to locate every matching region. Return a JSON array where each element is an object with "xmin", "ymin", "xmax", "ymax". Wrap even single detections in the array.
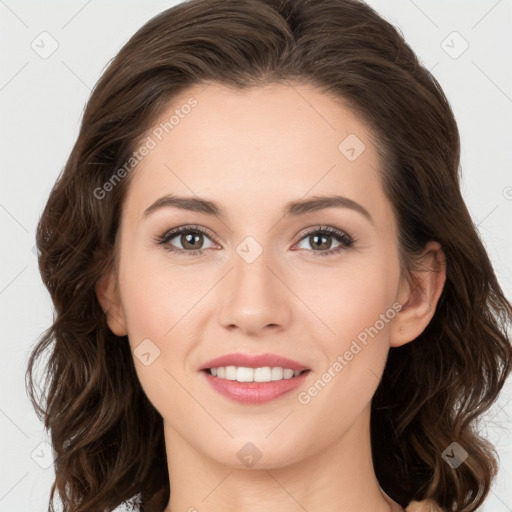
[{"xmin": 122, "ymin": 82, "xmax": 390, "ymax": 226}]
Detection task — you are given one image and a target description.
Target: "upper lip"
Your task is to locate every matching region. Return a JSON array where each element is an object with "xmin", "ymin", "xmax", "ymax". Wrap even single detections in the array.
[{"xmin": 199, "ymin": 352, "xmax": 310, "ymax": 372}]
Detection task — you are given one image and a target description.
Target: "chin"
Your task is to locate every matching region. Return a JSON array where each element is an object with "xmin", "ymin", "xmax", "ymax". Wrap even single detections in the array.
[{"xmin": 206, "ymin": 435, "xmax": 306, "ymax": 471}]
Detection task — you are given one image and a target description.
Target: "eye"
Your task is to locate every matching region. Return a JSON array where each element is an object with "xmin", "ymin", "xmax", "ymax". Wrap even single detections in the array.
[
  {"xmin": 156, "ymin": 224, "xmax": 355, "ymax": 257},
  {"xmin": 156, "ymin": 225, "xmax": 217, "ymax": 256},
  {"xmin": 294, "ymin": 225, "xmax": 355, "ymax": 257}
]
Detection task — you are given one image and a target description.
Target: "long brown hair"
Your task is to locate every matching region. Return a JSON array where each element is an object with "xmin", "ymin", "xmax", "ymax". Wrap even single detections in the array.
[{"xmin": 26, "ymin": 0, "xmax": 512, "ymax": 511}]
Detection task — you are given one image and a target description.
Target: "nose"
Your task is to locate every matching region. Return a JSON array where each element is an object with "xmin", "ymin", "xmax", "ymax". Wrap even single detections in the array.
[{"xmin": 218, "ymin": 247, "xmax": 292, "ymax": 336}]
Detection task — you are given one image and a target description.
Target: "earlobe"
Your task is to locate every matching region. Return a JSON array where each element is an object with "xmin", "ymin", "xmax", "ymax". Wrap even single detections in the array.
[
  {"xmin": 390, "ymin": 241, "xmax": 446, "ymax": 348},
  {"xmin": 95, "ymin": 271, "xmax": 128, "ymax": 336}
]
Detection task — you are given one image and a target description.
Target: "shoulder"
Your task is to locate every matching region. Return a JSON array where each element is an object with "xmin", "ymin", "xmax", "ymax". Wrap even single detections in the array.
[{"xmin": 405, "ymin": 499, "xmax": 445, "ymax": 512}]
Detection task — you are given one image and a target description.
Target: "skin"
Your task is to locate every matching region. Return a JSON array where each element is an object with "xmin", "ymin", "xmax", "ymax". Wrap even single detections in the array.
[{"xmin": 96, "ymin": 82, "xmax": 446, "ymax": 512}]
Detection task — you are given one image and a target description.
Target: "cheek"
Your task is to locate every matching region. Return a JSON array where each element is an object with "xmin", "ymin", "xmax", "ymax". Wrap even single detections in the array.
[
  {"xmin": 118, "ymin": 243, "xmax": 203, "ymax": 343},
  {"xmin": 294, "ymin": 253, "xmax": 399, "ymax": 344},
  {"xmin": 296, "ymin": 252, "xmax": 400, "ymax": 402},
  {"xmin": 117, "ymin": 253, "xmax": 203, "ymax": 416}
]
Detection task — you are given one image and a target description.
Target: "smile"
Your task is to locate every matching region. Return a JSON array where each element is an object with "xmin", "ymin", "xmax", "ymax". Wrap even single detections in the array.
[
  {"xmin": 206, "ymin": 366, "xmax": 307, "ymax": 382},
  {"xmin": 201, "ymin": 367, "xmax": 311, "ymax": 404}
]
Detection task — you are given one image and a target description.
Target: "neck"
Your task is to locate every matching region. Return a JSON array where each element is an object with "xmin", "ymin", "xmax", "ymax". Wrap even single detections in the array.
[{"xmin": 162, "ymin": 404, "xmax": 402, "ymax": 512}]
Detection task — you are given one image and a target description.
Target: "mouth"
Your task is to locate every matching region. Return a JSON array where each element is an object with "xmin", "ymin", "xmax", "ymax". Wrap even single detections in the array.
[
  {"xmin": 202, "ymin": 366, "xmax": 310, "ymax": 383},
  {"xmin": 199, "ymin": 357, "xmax": 311, "ymax": 404},
  {"xmin": 199, "ymin": 352, "xmax": 310, "ymax": 374},
  {"xmin": 198, "ymin": 352, "xmax": 311, "ymax": 404}
]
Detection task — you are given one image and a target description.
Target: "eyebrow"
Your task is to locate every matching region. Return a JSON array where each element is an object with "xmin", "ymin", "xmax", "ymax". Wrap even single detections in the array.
[{"xmin": 143, "ymin": 194, "xmax": 374, "ymax": 225}]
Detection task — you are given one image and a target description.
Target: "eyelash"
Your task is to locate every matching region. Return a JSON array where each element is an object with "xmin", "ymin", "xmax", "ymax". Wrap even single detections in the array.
[{"xmin": 155, "ymin": 224, "xmax": 355, "ymax": 258}]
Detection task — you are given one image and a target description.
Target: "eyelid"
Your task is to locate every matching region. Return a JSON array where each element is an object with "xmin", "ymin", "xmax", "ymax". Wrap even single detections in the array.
[
  {"xmin": 295, "ymin": 224, "xmax": 352, "ymax": 241},
  {"xmin": 156, "ymin": 224, "xmax": 220, "ymax": 251},
  {"xmin": 292, "ymin": 225, "xmax": 355, "ymax": 256},
  {"xmin": 159, "ymin": 224, "xmax": 218, "ymax": 239}
]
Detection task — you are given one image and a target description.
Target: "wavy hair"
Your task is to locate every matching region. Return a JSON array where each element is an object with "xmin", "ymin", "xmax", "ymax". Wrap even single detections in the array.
[{"xmin": 26, "ymin": 0, "xmax": 512, "ymax": 511}]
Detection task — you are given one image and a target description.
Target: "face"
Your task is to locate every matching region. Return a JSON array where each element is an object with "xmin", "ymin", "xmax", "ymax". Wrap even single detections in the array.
[{"xmin": 97, "ymin": 82, "xmax": 443, "ymax": 470}]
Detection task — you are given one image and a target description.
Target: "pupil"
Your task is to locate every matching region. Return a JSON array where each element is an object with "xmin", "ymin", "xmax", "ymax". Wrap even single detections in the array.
[
  {"xmin": 312, "ymin": 234, "xmax": 330, "ymax": 250},
  {"xmin": 183, "ymin": 232, "xmax": 202, "ymax": 250}
]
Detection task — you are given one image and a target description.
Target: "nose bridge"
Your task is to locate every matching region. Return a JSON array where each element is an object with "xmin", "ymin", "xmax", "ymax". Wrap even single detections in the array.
[
  {"xmin": 234, "ymin": 240, "xmax": 273, "ymax": 294},
  {"xmin": 219, "ymin": 234, "xmax": 290, "ymax": 333}
]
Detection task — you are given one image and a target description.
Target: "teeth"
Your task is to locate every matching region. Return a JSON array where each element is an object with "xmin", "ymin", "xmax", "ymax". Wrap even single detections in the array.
[{"xmin": 207, "ymin": 366, "xmax": 304, "ymax": 383}]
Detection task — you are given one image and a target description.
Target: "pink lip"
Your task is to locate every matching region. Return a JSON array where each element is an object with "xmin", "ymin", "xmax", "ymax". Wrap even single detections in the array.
[
  {"xmin": 201, "ymin": 369, "xmax": 310, "ymax": 404},
  {"xmin": 199, "ymin": 352, "xmax": 309, "ymax": 372}
]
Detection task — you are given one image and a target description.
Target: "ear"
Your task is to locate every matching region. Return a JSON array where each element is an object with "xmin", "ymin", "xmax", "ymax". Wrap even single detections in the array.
[
  {"xmin": 390, "ymin": 240, "xmax": 446, "ymax": 348},
  {"xmin": 95, "ymin": 271, "xmax": 128, "ymax": 336}
]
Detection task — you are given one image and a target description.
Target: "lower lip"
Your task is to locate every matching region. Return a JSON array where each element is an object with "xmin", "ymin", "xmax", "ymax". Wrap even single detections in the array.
[{"xmin": 201, "ymin": 370, "xmax": 310, "ymax": 404}]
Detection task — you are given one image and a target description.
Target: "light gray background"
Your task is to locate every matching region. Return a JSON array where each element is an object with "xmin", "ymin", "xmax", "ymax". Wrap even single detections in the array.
[{"xmin": 1, "ymin": 1, "xmax": 511, "ymax": 511}]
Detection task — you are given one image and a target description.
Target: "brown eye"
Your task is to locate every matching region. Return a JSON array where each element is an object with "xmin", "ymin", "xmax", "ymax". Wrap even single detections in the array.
[
  {"xmin": 295, "ymin": 226, "xmax": 354, "ymax": 257},
  {"xmin": 157, "ymin": 226, "xmax": 216, "ymax": 255},
  {"xmin": 308, "ymin": 233, "xmax": 335, "ymax": 250},
  {"xmin": 180, "ymin": 231, "xmax": 205, "ymax": 250}
]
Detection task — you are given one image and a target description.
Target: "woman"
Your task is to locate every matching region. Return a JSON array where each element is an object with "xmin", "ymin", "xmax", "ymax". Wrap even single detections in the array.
[{"xmin": 26, "ymin": 0, "xmax": 512, "ymax": 511}]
